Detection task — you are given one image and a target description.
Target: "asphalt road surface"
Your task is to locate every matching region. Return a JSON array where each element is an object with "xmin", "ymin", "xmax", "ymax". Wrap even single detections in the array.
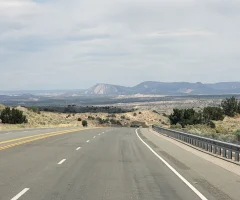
[{"xmin": 0, "ymin": 127, "xmax": 239, "ymax": 200}]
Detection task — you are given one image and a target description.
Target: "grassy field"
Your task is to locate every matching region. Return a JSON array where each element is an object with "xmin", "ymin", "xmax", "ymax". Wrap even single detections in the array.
[{"xmin": 0, "ymin": 105, "xmax": 166, "ymax": 130}]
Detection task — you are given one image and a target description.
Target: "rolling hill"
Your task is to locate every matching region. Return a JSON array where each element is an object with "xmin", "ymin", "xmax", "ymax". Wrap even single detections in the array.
[{"xmin": 84, "ymin": 82, "xmax": 240, "ymax": 95}]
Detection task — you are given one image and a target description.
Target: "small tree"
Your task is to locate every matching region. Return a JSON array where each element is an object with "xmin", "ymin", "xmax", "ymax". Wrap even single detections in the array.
[
  {"xmin": 203, "ymin": 107, "xmax": 224, "ymax": 122},
  {"xmin": 221, "ymin": 96, "xmax": 238, "ymax": 117},
  {"xmin": 82, "ymin": 120, "xmax": 88, "ymax": 127},
  {"xmin": 0, "ymin": 107, "xmax": 27, "ymax": 124}
]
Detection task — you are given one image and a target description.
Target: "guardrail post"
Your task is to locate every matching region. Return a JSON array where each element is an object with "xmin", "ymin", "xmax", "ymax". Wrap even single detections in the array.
[
  {"xmin": 217, "ymin": 147, "xmax": 221, "ymax": 155},
  {"xmin": 228, "ymin": 150, "xmax": 232, "ymax": 160},
  {"xmin": 213, "ymin": 145, "xmax": 217, "ymax": 154},
  {"xmin": 205, "ymin": 143, "xmax": 208, "ymax": 151},
  {"xmin": 223, "ymin": 148, "xmax": 226, "ymax": 158},
  {"xmin": 235, "ymin": 152, "xmax": 239, "ymax": 162},
  {"xmin": 209, "ymin": 145, "xmax": 212, "ymax": 153}
]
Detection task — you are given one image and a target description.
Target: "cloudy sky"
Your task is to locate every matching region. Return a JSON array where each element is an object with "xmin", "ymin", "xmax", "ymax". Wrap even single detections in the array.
[{"xmin": 0, "ymin": 0, "xmax": 239, "ymax": 90}]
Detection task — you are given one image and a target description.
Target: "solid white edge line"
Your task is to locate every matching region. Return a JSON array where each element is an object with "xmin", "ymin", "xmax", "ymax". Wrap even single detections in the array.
[
  {"xmin": 58, "ymin": 159, "xmax": 66, "ymax": 165},
  {"xmin": 76, "ymin": 147, "xmax": 81, "ymax": 150},
  {"xmin": 86, "ymin": 140, "xmax": 90, "ymax": 143},
  {"xmin": 11, "ymin": 188, "xmax": 30, "ymax": 200},
  {"xmin": 135, "ymin": 128, "xmax": 208, "ymax": 200},
  {"xmin": 93, "ymin": 136, "xmax": 96, "ymax": 139}
]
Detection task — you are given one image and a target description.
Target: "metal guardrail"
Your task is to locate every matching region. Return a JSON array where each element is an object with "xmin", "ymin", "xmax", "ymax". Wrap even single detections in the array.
[{"xmin": 152, "ymin": 125, "xmax": 240, "ymax": 163}]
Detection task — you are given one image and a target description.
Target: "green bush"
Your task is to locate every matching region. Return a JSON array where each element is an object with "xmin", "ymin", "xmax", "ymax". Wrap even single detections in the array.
[
  {"xmin": 96, "ymin": 117, "xmax": 109, "ymax": 124},
  {"xmin": 235, "ymin": 130, "xmax": 240, "ymax": 141},
  {"xmin": 169, "ymin": 108, "xmax": 203, "ymax": 127},
  {"xmin": 88, "ymin": 116, "xmax": 95, "ymax": 120},
  {"xmin": 0, "ymin": 107, "xmax": 28, "ymax": 124},
  {"xmin": 162, "ymin": 113, "xmax": 168, "ymax": 117},
  {"xmin": 207, "ymin": 121, "xmax": 216, "ymax": 129},
  {"xmin": 82, "ymin": 120, "xmax": 88, "ymax": 127},
  {"xmin": 221, "ymin": 96, "xmax": 238, "ymax": 117},
  {"xmin": 120, "ymin": 115, "xmax": 125, "ymax": 119},
  {"xmin": 27, "ymin": 106, "xmax": 39, "ymax": 113},
  {"xmin": 170, "ymin": 123, "xmax": 182, "ymax": 129},
  {"xmin": 203, "ymin": 107, "xmax": 224, "ymax": 122}
]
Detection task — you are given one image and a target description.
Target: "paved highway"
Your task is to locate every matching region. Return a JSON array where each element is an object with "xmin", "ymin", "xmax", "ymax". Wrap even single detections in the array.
[{"xmin": 0, "ymin": 127, "xmax": 239, "ymax": 200}]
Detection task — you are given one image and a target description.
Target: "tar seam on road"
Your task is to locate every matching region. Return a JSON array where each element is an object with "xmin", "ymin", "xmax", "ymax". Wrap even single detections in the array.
[
  {"xmin": 58, "ymin": 159, "xmax": 66, "ymax": 165},
  {"xmin": 135, "ymin": 128, "xmax": 208, "ymax": 200},
  {"xmin": 76, "ymin": 147, "xmax": 81, "ymax": 150},
  {"xmin": 11, "ymin": 188, "xmax": 29, "ymax": 200}
]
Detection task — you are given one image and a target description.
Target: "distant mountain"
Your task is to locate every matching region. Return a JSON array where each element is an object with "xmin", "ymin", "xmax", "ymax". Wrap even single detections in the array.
[
  {"xmin": 85, "ymin": 83, "xmax": 132, "ymax": 95},
  {"xmin": 205, "ymin": 82, "xmax": 240, "ymax": 93},
  {"xmin": 84, "ymin": 82, "xmax": 240, "ymax": 95},
  {"xmin": 132, "ymin": 81, "xmax": 215, "ymax": 95}
]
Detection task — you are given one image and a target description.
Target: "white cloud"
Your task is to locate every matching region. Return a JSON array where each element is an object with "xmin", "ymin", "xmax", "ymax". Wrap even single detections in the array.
[{"xmin": 0, "ymin": 0, "xmax": 240, "ymax": 90}]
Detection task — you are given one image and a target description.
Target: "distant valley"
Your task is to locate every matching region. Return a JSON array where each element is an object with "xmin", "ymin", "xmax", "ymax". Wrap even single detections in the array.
[{"xmin": 1, "ymin": 81, "xmax": 240, "ymax": 106}]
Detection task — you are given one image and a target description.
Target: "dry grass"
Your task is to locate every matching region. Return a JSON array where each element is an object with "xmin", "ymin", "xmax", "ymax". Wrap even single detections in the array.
[
  {"xmin": 0, "ymin": 106, "xmax": 166, "ymax": 131},
  {"xmin": 214, "ymin": 115, "xmax": 240, "ymax": 132}
]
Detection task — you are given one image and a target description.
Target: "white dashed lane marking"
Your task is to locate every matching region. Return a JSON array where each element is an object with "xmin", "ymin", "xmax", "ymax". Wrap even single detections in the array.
[
  {"xmin": 58, "ymin": 159, "xmax": 66, "ymax": 165},
  {"xmin": 11, "ymin": 188, "xmax": 30, "ymax": 200}
]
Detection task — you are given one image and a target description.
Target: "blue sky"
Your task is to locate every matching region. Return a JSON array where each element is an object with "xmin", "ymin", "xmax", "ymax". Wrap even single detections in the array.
[{"xmin": 0, "ymin": 0, "xmax": 240, "ymax": 90}]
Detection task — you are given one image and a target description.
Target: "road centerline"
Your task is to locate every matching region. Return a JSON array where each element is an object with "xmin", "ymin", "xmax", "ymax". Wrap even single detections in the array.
[
  {"xmin": 86, "ymin": 140, "xmax": 90, "ymax": 143},
  {"xmin": 11, "ymin": 188, "xmax": 29, "ymax": 200},
  {"xmin": 76, "ymin": 147, "xmax": 81, "ymax": 150}
]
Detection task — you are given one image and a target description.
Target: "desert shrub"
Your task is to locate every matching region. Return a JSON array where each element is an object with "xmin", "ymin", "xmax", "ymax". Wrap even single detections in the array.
[
  {"xmin": 162, "ymin": 121, "xmax": 168, "ymax": 125},
  {"xmin": 221, "ymin": 96, "xmax": 238, "ymax": 117},
  {"xmin": 110, "ymin": 118, "xmax": 122, "ymax": 125},
  {"xmin": 126, "ymin": 118, "xmax": 130, "ymax": 121},
  {"xmin": 66, "ymin": 114, "xmax": 71, "ymax": 118},
  {"xmin": 0, "ymin": 107, "xmax": 28, "ymax": 124},
  {"xmin": 169, "ymin": 108, "xmax": 203, "ymax": 127},
  {"xmin": 107, "ymin": 114, "xmax": 116, "ymax": 118},
  {"xmin": 97, "ymin": 117, "xmax": 109, "ymax": 124},
  {"xmin": 133, "ymin": 113, "xmax": 137, "ymax": 116},
  {"xmin": 130, "ymin": 121, "xmax": 148, "ymax": 128},
  {"xmin": 162, "ymin": 113, "xmax": 168, "ymax": 117},
  {"xmin": 152, "ymin": 110, "xmax": 158, "ymax": 114},
  {"xmin": 27, "ymin": 106, "xmax": 39, "ymax": 113},
  {"xmin": 203, "ymin": 107, "xmax": 224, "ymax": 122},
  {"xmin": 139, "ymin": 112, "xmax": 142, "ymax": 114},
  {"xmin": 215, "ymin": 126, "xmax": 228, "ymax": 134},
  {"xmin": 77, "ymin": 118, "xmax": 82, "ymax": 121},
  {"xmin": 207, "ymin": 121, "xmax": 216, "ymax": 129},
  {"xmin": 170, "ymin": 123, "xmax": 182, "ymax": 129},
  {"xmin": 88, "ymin": 116, "xmax": 95, "ymax": 120},
  {"xmin": 235, "ymin": 130, "xmax": 240, "ymax": 142},
  {"xmin": 82, "ymin": 120, "xmax": 88, "ymax": 127},
  {"xmin": 120, "ymin": 115, "xmax": 125, "ymax": 119}
]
